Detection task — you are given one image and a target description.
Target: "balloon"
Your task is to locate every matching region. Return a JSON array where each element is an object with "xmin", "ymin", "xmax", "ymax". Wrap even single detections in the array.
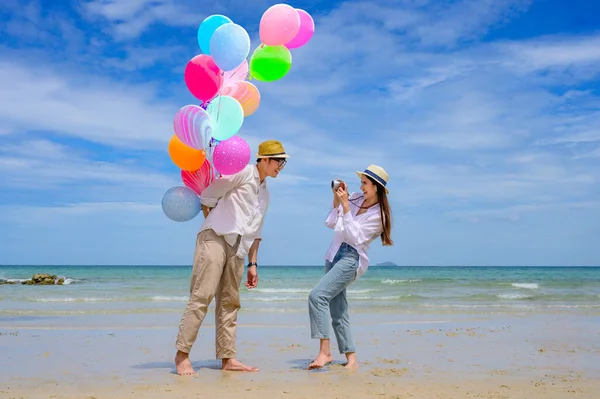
[
  {"xmin": 162, "ymin": 186, "xmax": 201, "ymax": 222},
  {"xmin": 221, "ymin": 81, "xmax": 260, "ymax": 116},
  {"xmin": 259, "ymin": 4, "xmax": 301, "ymax": 46},
  {"xmin": 181, "ymin": 159, "xmax": 219, "ymax": 196},
  {"xmin": 184, "ymin": 54, "xmax": 223, "ymax": 104},
  {"xmin": 173, "ymin": 105, "xmax": 213, "ymax": 150},
  {"xmin": 223, "ymin": 60, "xmax": 248, "ymax": 86},
  {"xmin": 168, "ymin": 135, "xmax": 206, "ymax": 171},
  {"xmin": 206, "ymin": 95, "xmax": 244, "ymax": 141},
  {"xmin": 213, "ymin": 136, "xmax": 251, "ymax": 175},
  {"xmin": 197, "ymin": 14, "xmax": 233, "ymax": 54},
  {"xmin": 210, "ymin": 23, "xmax": 251, "ymax": 71},
  {"xmin": 285, "ymin": 9, "xmax": 315, "ymax": 49},
  {"xmin": 249, "ymin": 45, "xmax": 292, "ymax": 82}
]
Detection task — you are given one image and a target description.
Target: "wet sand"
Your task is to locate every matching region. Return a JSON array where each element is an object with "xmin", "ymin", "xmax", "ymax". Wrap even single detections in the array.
[{"xmin": 1, "ymin": 312, "xmax": 599, "ymax": 398}]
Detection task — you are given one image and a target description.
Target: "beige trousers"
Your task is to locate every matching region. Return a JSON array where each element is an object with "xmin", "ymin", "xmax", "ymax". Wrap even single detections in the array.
[{"xmin": 175, "ymin": 229, "xmax": 244, "ymax": 359}]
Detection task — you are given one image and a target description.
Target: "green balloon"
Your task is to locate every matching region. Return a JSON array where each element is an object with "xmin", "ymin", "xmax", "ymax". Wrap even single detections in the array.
[{"xmin": 249, "ymin": 45, "xmax": 292, "ymax": 82}]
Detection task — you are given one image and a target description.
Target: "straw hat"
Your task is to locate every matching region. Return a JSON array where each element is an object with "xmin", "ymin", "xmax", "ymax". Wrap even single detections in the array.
[
  {"xmin": 356, "ymin": 164, "xmax": 389, "ymax": 193},
  {"xmin": 256, "ymin": 140, "xmax": 290, "ymax": 159}
]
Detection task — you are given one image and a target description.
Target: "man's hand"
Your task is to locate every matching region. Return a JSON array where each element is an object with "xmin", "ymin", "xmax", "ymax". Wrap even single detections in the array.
[
  {"xmin": 244, "ymin": 266, "xmax": 258, "ymax": 289},
  {"xmin": 202, "ymin": 205, "xmax": 212, "ymax": 218}
]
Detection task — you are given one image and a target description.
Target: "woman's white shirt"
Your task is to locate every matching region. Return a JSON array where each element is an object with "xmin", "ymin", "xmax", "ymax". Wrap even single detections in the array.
[{"xmin": 324, "ymin": 192, "xmax": 383, "ymax": 278}]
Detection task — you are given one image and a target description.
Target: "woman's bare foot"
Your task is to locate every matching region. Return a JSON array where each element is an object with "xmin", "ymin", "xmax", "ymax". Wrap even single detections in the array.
[
  {"xmin": 307, "ymin": 352, "xmax": 333, "ymax": 369},
  {"xmin": 221, "ymin": 358, "xmax": 259, "ymax": 372},
  {"xmin": 175, "ymin": 351, "xmax": 195, "ymax": 376}
]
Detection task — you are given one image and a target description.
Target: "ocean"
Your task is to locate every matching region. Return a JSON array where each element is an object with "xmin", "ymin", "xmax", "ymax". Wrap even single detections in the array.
[{"xmin": 1, "ymin": 265, "xmax": 599, "ymax": 323}]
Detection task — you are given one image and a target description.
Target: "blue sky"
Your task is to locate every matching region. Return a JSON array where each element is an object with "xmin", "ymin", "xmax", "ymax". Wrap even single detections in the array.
[{"xmin": 0, "ymin": 0, "xmax": 599, "ymax": 266}]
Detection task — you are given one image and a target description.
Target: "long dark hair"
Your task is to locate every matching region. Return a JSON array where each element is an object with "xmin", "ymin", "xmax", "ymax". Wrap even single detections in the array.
[{"xmin": 367, "ymin": 176, "xmax": 393, "ymax": 246}]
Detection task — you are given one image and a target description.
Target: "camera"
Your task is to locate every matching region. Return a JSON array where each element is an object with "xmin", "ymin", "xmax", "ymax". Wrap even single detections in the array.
[{"xmin": 331, "ymin": 178, "xmax": 343, "ymax": 190}]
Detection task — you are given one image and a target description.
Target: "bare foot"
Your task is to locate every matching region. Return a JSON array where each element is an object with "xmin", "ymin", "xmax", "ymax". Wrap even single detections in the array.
[
  {"xmin": 344, "ymin": 361, "xmax": 359, "ymax": 369},
  {"xmin": 307, "ymin": 352, "xmax": 333, "ymax": 369},
  {"xmin": 175, "ymin": 351, "xmax": 195, "ymax": 376},
  {"xmin": 221, "ymin": 358, "xmax": 259, "ymax": 372}
]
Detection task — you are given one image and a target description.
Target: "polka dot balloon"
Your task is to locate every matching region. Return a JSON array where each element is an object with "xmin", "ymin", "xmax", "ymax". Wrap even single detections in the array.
[{"xmin": 213, "ymin": 136, "xmax": 251, "ymax": 175}]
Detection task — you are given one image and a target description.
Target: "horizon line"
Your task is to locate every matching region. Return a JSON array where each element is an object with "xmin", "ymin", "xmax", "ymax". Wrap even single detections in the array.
[{"xmin": 1, "ymin": 264, "xmax": 600, "ymax": 267}]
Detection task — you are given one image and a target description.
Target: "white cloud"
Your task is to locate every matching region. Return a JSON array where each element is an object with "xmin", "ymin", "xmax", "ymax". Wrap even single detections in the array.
[
  {"xmin": 81, "ymin": 0, "xmax": 209, "ymax": 40},
  {"xmin": 0, "ymin": 60, "xmax": 177, "ymax": 149},
  {"xmin": 498, "ymin": 34, "xmax": 600, "ymax": 73},
  {"xmin": 446, "ymin": 201, "xmax": 600, "ymax": 223},
  {"xmin": 0, "ymin": 139, "xmax": 174, "ymax": 191}
]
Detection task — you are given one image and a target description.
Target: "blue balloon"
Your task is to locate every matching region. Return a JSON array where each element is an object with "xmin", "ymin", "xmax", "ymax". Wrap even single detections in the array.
[
  {"xmin": 197, "ymin": 14, "xmax": 233, "ymax": 55},
  {"xmin": 161, "ymin": 186, "xmax": 201, "ymax": 222},
  {"xmin": 210, "ymin": 23, "xmax": 251, "ymax": 71}
]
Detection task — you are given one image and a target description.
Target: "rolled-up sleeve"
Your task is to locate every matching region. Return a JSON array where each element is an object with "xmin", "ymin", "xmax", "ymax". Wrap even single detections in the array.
[
  {"xmin": 200, "ymin": 167, "xmax": 248, "ymax": 207},
  {"xmin": 338, "ymin": 211, "xmax": 382, "ymax": 247}
]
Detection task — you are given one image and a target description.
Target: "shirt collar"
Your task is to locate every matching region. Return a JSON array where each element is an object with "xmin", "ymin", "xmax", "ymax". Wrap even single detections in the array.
[{"xmin": 253, "ymin": 165, "xmax": 267, "ymax": 187}]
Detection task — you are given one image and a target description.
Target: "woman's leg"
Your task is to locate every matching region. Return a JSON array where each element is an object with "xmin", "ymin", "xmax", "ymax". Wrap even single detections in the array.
[
  {"xmin": 329, "ymin": 288, "xmax": 358, "ymax": 368},
  {"xmin": 329, "ymin": 254, "xmax": 359, "ymax": 368},
  {"xmin": 307, "ymin": 251, "xmax": 358, "ymax": 369}
]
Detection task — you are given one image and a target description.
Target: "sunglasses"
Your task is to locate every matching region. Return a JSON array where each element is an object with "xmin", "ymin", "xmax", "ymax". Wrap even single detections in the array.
[{"xmin": 270, "ymin": 158, "xmax": 287, "ymax": 168}]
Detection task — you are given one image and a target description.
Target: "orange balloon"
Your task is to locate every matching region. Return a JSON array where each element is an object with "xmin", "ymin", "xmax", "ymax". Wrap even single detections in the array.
[{"xmin": 168, "ymin": 135, "xmax": 206, "ymax": 171}]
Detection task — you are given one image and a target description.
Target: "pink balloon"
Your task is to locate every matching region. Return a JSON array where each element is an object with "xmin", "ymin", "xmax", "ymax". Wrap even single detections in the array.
[
  {"xmin": 181, "ymin": 159, "xmax": 219, "ymax": 196},
  {"xmin": 184, "ymin": 54, "xmax": 223, "ymax": 104},
  {"xmin": 213, "ymin": 136, "xmax": 251, "ymax": 175},
  {"xmin": 223, "ymin": 60, "xmax": 249, "ymax": 86},
  {"xmin": 285, "ymin": 9, "xmax": 314, "ymax": 49},
  {"xmin": 259, "ymin": 4, "xmax": 301, "ymax": 46}
]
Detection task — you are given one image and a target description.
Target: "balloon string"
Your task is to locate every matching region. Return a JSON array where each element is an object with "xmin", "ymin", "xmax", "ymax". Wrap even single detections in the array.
[{"xmin": 216, "ymin": 94, "xmax": 222, "ymax": 123}]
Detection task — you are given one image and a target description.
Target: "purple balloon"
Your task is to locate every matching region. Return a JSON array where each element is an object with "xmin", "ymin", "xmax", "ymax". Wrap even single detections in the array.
[
  {"xmin": 285, "ymin": 9, "xmax": 315, "ymax": 49},
  {"xmin": 213, "ymin": 136, "xmax": 250, "ymax": 175},
  {"xmin": 173, "ymin": 105, "xmax": 213, "ymax": 150}
]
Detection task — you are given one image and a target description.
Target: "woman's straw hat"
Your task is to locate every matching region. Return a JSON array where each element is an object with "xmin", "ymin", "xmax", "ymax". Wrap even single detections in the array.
[{"xmin": 356, "ymin": 164, "xmax": 389, "ymax": 193}]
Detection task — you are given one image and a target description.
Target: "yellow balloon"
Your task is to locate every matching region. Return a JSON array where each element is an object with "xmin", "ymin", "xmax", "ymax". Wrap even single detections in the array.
[{"xmin": 221, "ymin": 81, "xmax": 261, "ymax": 116}]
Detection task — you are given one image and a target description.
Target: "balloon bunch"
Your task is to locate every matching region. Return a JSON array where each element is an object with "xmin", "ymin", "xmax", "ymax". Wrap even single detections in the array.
[{"xmin": 162, "ymin": 4, "xmax": 315, "ymax": 222}]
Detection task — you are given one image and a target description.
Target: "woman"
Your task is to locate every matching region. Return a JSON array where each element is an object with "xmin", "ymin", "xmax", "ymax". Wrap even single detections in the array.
[{"xmin": 307, "ymin": 164, "xmax": 393, "ymax": 370}]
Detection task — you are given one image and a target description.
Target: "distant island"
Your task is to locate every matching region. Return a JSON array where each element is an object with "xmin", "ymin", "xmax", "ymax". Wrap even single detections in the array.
[{"xmin": 374, "ymin": 262, "xmax": 398, "ymax": 267}]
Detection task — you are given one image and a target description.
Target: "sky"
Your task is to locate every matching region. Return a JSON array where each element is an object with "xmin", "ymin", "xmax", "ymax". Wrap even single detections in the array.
[{"xmin": 0, "ymin": 0, "xmax": 599, "ymax": 266}]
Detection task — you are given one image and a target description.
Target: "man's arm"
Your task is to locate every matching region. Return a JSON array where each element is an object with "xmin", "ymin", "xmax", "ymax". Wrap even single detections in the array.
[
  {"xmin": 200, "ymin": 168, "xmax": 247, "ymax": 208},
  {"xmin": 244, "ymin": 239, "xmax": 260, "ymax": 289}
]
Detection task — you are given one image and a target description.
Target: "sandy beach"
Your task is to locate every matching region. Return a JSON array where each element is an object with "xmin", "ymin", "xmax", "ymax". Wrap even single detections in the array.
[{"xmin": 2, "ymin": 310, "xmax": 599, "ymax": 399}]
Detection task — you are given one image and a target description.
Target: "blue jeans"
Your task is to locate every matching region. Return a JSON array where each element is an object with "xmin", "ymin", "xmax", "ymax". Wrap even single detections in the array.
[{"xmin": 308, "ymin": 243, "xmax": 359, "ymax": 354}]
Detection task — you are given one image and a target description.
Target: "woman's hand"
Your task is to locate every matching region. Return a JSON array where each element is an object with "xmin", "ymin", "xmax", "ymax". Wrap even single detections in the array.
[
  {"xmin": 332, "ymin": 178, "xmax": 342, "ymax": 208},
  {"xmin": 336, "ymin": 184, "xmax": 351, "ymax": 214},
  {"xmin": 336, "ymin": 184, "xmax": 349, "ymax": 203}
]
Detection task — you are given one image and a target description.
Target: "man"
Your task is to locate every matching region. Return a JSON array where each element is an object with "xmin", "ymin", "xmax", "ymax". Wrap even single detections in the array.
[{"xmin": 175, "ymin": 139, "xmax": 289, "ymax": 375}]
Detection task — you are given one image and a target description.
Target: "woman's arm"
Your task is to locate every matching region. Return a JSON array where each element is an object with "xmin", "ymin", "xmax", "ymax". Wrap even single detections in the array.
[
  {"xmin": 335, "ymin": 187, "xmax": 381, "ymax": 246},
  {"xmin": 338, "ymin": 212, "xmax": 382, "ymax": 247},
  {"xmin": 325, "ymin": 181, "xmax": 346, "ymax": 229}
]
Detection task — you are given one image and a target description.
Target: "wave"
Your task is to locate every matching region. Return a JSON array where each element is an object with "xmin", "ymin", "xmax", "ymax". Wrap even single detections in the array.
[
  {"xmin": 252, "ymin": 288, "xmax": 310, "ymax": 294},
  {"xmin": 151, "ymin": 296, "xmax": 188, "ymax": 302},
  {"xmin": 511, "ymin": 283, "xmax": 539, "ymax": 289},
  {"xmin": 381, "ymin": 279, "xmax": 422, "ymax": 284},
  {"xmin": 2, "ymin": 276, "xmax": 80, "ymax": 285},
  {"xmin": 28, "ymin": 297, "xmax": 118, "ymax": 302},
  {"xmin": 497, "ymin": 293, "xmax": 535, "ymax": 300}
]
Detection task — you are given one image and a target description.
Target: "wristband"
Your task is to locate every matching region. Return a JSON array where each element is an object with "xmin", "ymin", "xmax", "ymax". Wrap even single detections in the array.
[{"xmin": 247, "ymin": 262, "xmax": 258, "ymax": 268}]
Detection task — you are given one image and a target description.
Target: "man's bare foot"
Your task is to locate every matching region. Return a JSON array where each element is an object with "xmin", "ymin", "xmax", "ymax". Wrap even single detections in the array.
[
  {"xmin": 307, "ymin": 352, "xmax": 333, "ymax": 370},
  {"xmin": 175, "ymin": 351, "xmax": 195, "ymax": 376},
  {"xmin": 344, "ymin": 361, "xmax": 359, "ymax": 369},
  {"xmin": 221, "ymin": 358, "xmax": 259, "ymax": 372}
]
